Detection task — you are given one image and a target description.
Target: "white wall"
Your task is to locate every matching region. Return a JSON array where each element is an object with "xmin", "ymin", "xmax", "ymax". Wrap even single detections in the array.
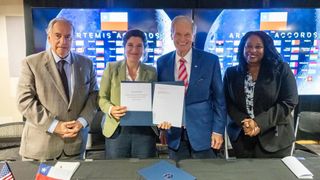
[{"xmin": 0, "ymin": 0, "xmax": 24, "ymax": 124}]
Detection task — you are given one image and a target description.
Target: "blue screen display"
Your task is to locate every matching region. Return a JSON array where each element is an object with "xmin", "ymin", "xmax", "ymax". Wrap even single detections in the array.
[
  {"xmin": 32, "ymin": 8, "xmax": 192, "ymax": 83},
  {"xmin": 31, "ymin": 8, "xmax": 320, "ymax": 94},
  {"xmin": 194, "ymin": 8, "xmax": 320, "ymax": 95}
]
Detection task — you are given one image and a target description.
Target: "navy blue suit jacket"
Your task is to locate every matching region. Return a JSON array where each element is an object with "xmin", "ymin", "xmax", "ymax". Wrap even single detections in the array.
[{"xmin": 157, "ymin": 48, "xmax": 227, "ymax": 151}]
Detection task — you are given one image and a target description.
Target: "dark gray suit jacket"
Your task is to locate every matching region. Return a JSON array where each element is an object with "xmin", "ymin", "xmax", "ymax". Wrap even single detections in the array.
[{"xmin": 224, "ymin": 62, "xmax": 298, "ymax": 152}]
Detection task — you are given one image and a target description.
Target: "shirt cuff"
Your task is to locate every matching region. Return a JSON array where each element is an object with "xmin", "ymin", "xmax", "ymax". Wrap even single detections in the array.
[
  {"xmin": 212, "ymin": 132, "xmax": 222, "ymax": 136},
  {"xmin": 48, "ymin": 119, "xmax": 59, "ymax": 133},
  {"xmin": 77, "ymin": 117, "xmax": 88, "ymax": 128},
  {"xmin": 108, "ymin": 105, "xmax": 113, "ymax": 117}
]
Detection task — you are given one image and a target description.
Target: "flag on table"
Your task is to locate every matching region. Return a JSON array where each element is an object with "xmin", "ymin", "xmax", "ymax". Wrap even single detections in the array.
[
  {"xmin": 35, "ymin": 163, "xmax": 60, "ymax": 180},
  {"xmin": 35, "ymin": 163, "xmax": 72, "ymax": 180},
  {"xmin": 0, "ymin": 162, "xmax": 15, "ymax": 180}
]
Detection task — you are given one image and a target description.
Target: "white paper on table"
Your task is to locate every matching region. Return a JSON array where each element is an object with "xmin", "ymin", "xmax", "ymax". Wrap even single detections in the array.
[
  {"xmin": 281, "ymin": 156, "xmax": 313, "ymax": 179},
  {"xmin": 47, "ymin": 161, "xmax": 80, "ymax": 180},
  {"xmin": 121, "ymin": 82, "xmax": 152, "ymax": 111},
  {"xmin": 54, "ymin": 161, "xmax": 80, "ymax": 174},
  {"xmin": 152, "ymin": 84, "xmax": 184, "ymax": 127},
  {"xmin": 46, "ymin": 166, "xmax": 73, "ymax": 180}
]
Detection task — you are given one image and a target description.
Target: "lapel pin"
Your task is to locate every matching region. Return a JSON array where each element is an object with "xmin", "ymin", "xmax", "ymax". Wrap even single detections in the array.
[{"xmin": 194, "ymin": 65, "xmax": 198, "ymax": 68}]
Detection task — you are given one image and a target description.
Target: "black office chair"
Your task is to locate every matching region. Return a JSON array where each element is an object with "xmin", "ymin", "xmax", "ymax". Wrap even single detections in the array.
[
  {"xmin": 82, "ymin": 111, "xmax": 105, "ymax": 160},
  {"xmin": 292, "ymin": 111, "xmax": 320, "ymax": 156},
  {"xmin": 0, "ymin": 122, "xmax": 25, "ymax": 161},
  {"xmin": 0, "ymin": 122, "xmax": 25, "ymax": 150}
]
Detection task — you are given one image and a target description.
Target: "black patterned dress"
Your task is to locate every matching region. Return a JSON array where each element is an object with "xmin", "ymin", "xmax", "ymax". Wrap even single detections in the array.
[{"xmin": 244, "ymin": 74, "xmax": 256, "ymax": 119}]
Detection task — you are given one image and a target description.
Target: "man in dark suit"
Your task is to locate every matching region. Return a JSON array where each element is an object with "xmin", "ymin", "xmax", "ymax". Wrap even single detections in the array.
[
  {"xmin": 17, "ymin": 17, "xmax": 98, "ymax": 161},
  {"xmin": 157, "ymin": 15, "xmax": 226, "ymax": 160}
]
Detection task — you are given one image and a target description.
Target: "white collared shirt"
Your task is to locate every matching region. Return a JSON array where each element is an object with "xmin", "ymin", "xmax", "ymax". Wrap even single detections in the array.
[
  {"xmin": 126, "ymin": 63, "xmax": 140, "ymax": 81},
  {"xmin": 175, "ymin": 49, "xmax": 192, "ymax": 81}
]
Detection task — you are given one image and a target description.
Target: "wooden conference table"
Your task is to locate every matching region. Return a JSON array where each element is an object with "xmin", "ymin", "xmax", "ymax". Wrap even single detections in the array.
[{"xmin": 2, "ymin": 157, "xmax": 319, "ymax": 180}]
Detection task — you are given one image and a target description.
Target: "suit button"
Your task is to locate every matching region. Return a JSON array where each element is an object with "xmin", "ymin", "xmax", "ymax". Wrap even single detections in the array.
[{"xmin": 68, "ymin": 109, "xmax": 71, "ymax": 112}]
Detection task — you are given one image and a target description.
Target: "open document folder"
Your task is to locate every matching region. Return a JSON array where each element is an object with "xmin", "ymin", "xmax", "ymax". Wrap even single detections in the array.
[
  {"xmin": 120, "ymin": 82, "xmax": 153, "ymax": 126},
  {"xmin": 120, "ymin": 81, "xmax": 184, "ymax": 127},
  {"xmin": 281, "ymin": 156, "xmax": 313, "ymax": 179},
  {"xmin": 138, "ymin": 160, "xmax": 196, "ymax": 180}
]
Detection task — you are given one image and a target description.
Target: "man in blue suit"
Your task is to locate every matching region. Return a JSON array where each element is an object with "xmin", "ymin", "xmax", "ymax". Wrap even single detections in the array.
[{"xmin": 157, "ymin": 16, "xmax": 227, "ymax": 160}]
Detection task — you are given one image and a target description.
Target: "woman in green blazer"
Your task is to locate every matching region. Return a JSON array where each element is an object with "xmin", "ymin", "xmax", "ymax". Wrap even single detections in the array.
[{"xmin": 99, "ymin": 29, "xmax": 158, "ymax": 159}]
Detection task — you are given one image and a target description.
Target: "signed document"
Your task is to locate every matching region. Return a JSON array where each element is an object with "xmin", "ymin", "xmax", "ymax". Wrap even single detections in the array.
[
  {"xmin": 121, "ymin": 82, "xmax": 152, "ymax": 111},
  {"xmin": 120, "ymin": 82, "xmax": 153, "ymax": 126},
  {"xmin": 152, "ymin": 83, "xmax": 184, "ymax": 127}
]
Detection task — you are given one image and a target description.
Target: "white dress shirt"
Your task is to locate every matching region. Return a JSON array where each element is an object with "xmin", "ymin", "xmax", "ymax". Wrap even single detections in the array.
[{"xmin": 174, "ymin": 49, "xmax": 192, "ymax": 81}]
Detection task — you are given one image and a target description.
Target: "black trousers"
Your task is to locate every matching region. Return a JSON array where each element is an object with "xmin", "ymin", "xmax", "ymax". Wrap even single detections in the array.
[{"xmin": 231, "ymin": 131, "xmax": 291, "ymax": 158}]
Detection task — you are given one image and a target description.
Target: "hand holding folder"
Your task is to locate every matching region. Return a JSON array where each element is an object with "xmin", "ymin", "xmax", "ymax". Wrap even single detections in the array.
[{"xmin": 120, "ymin": 81, "xmax": 184, "ymax": 127}]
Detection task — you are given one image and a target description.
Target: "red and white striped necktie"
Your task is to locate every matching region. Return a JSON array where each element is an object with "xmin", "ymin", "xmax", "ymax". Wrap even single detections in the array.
[{"xmin": 178, "ymin": 58, "xmax": 189, "ymax": 90}]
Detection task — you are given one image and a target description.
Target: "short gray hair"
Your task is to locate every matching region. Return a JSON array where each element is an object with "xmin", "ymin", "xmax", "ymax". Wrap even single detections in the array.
[
  {"xmin": 46, "ymin": 17, "xmax": 74, "ymax": 35},
  {"xmin": 171, "ymin": 15, "xmax": 197, "ymax": 36}
]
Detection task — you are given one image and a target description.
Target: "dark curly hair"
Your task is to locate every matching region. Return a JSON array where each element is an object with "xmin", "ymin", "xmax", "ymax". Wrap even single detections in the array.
[
  {"xmin": 237, "ymin": 31, "xmax": 283, "ymax": 73},
  {"xmin": 122, "ymin": 29, "xmax": 148, "ymax": 49}
]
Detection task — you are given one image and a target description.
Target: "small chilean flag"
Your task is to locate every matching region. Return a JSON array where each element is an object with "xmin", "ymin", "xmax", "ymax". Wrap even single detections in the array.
[
  {"xmin": 100, "ymin": 12, "xmax": 128, "ymax": 31},
  {"xmin": 260, "ymin": 12, "xmax": 288, "ymax": 31},
  {"xmin": 35, "ymin": 163, "xmax": 69, "ymax": 180}
]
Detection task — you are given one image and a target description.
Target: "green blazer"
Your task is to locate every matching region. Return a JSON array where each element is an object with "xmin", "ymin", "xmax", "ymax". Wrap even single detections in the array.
[{"xmin": 99, "ymin": 60, "xmax": 157, "ymax": 137}]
